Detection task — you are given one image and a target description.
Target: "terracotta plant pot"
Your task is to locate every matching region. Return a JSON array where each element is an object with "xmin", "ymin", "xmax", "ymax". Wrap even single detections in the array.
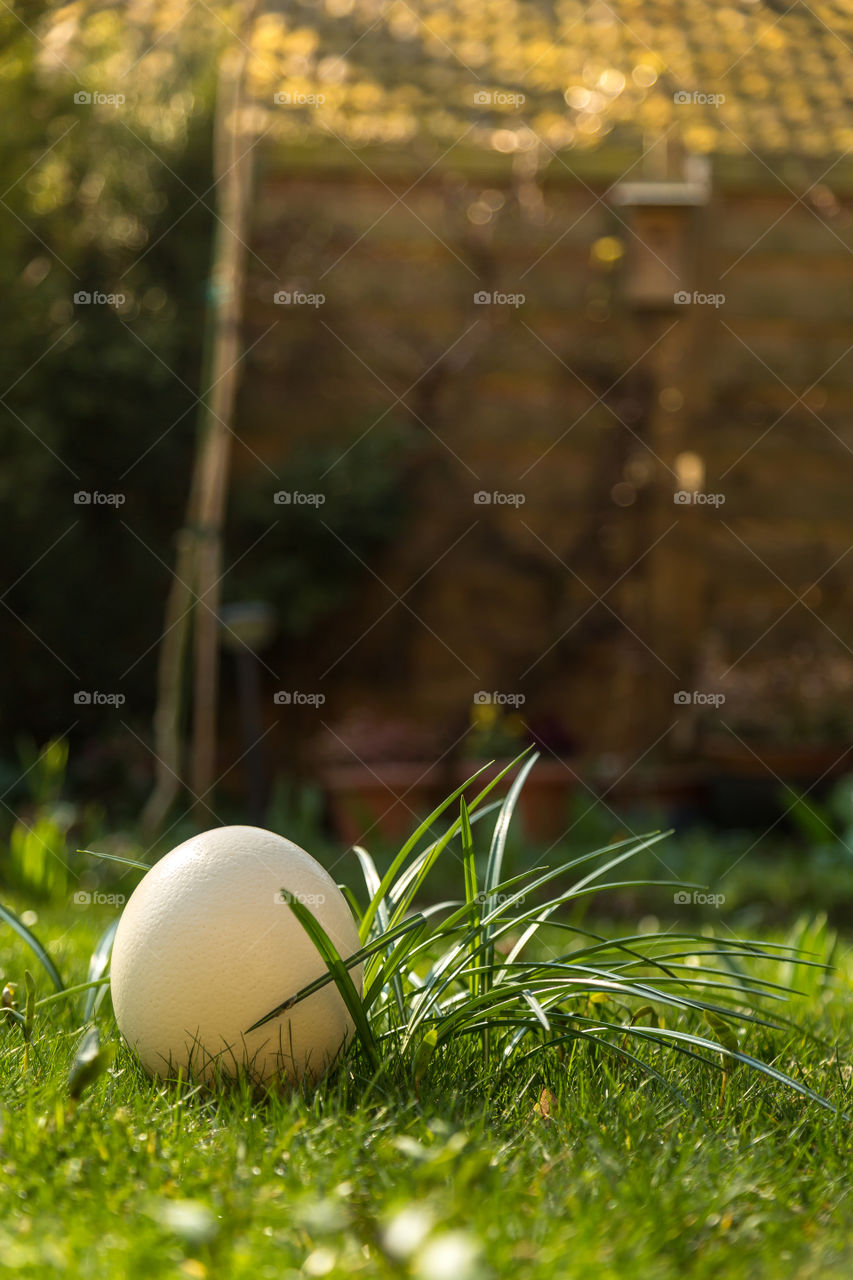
[
  {"xmin": 700, "ymin": 739, "xmax": 853, "ymax": 781},
  {"xmin": 456, "ymin": 757, "xmax": 579, "ymax": 845},
  {"xmin": 320, "ymin": 761, "xmax": 448, "ymax": 848}
]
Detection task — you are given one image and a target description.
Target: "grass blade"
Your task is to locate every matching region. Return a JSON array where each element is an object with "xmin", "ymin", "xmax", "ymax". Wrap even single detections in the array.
[
  {"xmin": 80, "ymin": 848, "xmax": 151, "ymax": 872},
  {"xmin": 0, "ymin": 901, "xmax": 64, "ymax": 991},
  {"xmin": 459, "ymin": 796, "xmax": 480, "ymax": 1004},
  {"xmin": 357, "ymin": 762, "xmax": 492, "ymax": 941},
  {"xmin": 84, "ymin": 917, "xmax": 120, "ymax": 1020},
  {"xmin": 275, "ymin": 889, "xmax": 379, "ymax": 1071},
  {"xmin": 246, "ymin": 915, "xmax": 427, "ymax": 1033},
  {"xmin": 353, "ymin": 844, "xmax": 405, "ymax": 1021}
]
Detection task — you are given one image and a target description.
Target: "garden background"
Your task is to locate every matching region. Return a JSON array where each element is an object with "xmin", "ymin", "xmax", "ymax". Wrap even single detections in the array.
[{"xmin": 1, "ymin": 6, "xmax": 853, "ymax": 1275}]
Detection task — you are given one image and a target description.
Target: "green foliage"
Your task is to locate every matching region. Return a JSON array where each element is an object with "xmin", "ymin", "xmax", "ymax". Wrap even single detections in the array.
[
  {"xmin": 0, "ymin": 900, "xmax": 64, "ymax": 991},
  {"xmin": 4, "ymin": 738, "xmax": 72, "ymax": 901},
  {"xmin": 784, "ymin": 775, "xmax": 853, "ymax": 867},
  {"xmin": 0, "ymin": 4, "xmax": 217, "ymax": 749},
  {"xmin": 226, "ymin": 424, "xmax": 418, "ymax": 638},
  {"xmin": 774, "ymin": 913, "xmax": 838, "ymax": 1003},
  {"xmin": 254, "ymin": 754, "xmax": 839, "ymax": 1114}
]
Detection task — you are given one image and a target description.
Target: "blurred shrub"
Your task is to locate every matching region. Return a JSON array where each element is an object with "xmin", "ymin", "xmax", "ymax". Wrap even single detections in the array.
[
  {"xmin": 0, "ymin": 4, "xmax": 218, "ymax": 758},
  {"xmin": 3, "ymin": 738, "xmax": 73, "ymax": 900},
  {"xmin": 783, "ymin": 775, "xmax": 853, "ymax": 868},
  {"xmin": 227, "ymin": 424, "xmax": 418, "ymax": 639}
]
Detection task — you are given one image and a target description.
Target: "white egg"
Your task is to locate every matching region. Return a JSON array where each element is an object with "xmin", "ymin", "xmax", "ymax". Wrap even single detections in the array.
[{"xmin": 110, "ymin": 825, "xmax": 362, "ymax": 1085}]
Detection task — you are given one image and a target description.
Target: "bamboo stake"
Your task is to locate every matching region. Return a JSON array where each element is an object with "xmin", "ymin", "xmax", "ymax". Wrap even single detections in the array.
[{"xmin": 142, "ymin": 3, "xmax": 260, "ymax": 832}]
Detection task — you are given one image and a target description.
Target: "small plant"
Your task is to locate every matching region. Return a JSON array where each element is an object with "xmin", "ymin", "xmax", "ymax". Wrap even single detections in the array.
[
  {"xmin": 249, "ymin": 752, "xmax": 839, "ymax": 1112},
  {"xmin": 5, "ymin": 738, "xmax": 74, "ymax": 902},
  {"xmin": 784, "ymin": 774, "xmax": 853, "ymax": 868},
  {"xmin": 465, "ymin": 700, "xmax": 527, "ymax": 759}
]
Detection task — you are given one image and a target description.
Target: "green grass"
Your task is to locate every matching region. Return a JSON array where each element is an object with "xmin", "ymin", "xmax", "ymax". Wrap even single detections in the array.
[
  {"xmin": 1, "ymin": 757, "xmax": 852, "ymax": 1279},
  {"xmin": 1, "ymin": 900, "xmax": 851, "ymax": 1279}
]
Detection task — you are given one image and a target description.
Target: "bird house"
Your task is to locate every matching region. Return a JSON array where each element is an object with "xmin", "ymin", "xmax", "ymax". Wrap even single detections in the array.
[{"xmin": 611, "ymin": 155, "xmax": 711, "ymax": 308}]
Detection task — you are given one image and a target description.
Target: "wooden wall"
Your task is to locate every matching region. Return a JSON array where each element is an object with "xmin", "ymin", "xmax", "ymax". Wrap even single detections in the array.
[{"xmin": 234, "ymin": 144, "xmax": 853, "ymax": 772}]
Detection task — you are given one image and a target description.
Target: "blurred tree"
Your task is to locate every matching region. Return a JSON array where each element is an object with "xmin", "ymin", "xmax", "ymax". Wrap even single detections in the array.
[{"xmin": 0, "ymin": 1, "xmax": 219, "ymax": 781}]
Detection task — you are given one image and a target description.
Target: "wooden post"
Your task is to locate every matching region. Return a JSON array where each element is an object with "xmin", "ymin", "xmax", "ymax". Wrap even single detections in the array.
[
  {"xmin": 142, "ymin": 2, "xmax": 260, "ymax": 832},
  {"xmin": 189, "ymin": 20, "xmax": 259, "ymax": 808}
]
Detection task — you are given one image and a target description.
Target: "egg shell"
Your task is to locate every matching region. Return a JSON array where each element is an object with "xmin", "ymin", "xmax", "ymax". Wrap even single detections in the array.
[{"xmin": 110, "ymin": 825, "xmax": 362, "ymax": 1085}]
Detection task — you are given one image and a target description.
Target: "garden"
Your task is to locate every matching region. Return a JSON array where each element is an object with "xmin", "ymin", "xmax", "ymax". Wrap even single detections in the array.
[{"xmin": 2, "ymin": 3, "xmax": 852, "ymax": 1278}]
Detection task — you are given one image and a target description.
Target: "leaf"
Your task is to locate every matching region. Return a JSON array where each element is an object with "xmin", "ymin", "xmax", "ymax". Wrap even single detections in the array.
[
  {"xmin": 460, "ymin": 796, "xmax": 479, "ymax": 1001},
  {"xmin": 84, "ymin": 917, "xmax": 120, "ymax": 1021},
  {"xmin": 23, "ymin": 970, "xmax": 36, "ymax": 1044},
  {"xmin": 704, "ymin": 1009, "xmax": 740, "ymax": 1062},
  {"xmin": 68, "ymin": 1026, "xmax": 115, "ymax": 1100},
  {"xmin": 483, "ymin": 751, "xmax": 539, "ymax": 905},
  {"xmin": 413, "ymin": 1027, "xmax": 438, "ymax": 1088},
  {"xmin": 534, "ymin": 1086, "xmax": 556, "ymax": 1122},
  {"xmin": 79, "ymin": 848, "xmax": 152, "ymax": 871},
  {"xmin": 247, "ymin": 915, "xmax": 424, "ymax": 1030},
  {"xmin": 0, "ymin": 901, "xmax": 64, "ymax": 991},
  {"xmin": 353, "ymin": 845, "xmax": 404, "ymax": 1020},
  {"xmin": 358, "ymin": 764, "xmax": 492, "ymax": 941},
  {"xmin": 270, "ymin": 889, "xmax": 379, "ymax": 1071}
]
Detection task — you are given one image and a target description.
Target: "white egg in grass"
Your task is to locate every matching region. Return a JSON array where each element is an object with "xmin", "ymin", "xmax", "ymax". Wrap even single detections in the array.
[{"xmin": 110, "ymin": 826, "xmax": 362, "ymax": 1085}]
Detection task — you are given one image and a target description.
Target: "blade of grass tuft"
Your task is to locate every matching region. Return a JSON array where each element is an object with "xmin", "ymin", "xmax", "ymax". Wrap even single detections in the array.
[
  {"xmin": 259, "ymin": 889, "xmax": 379, "ymax": 1070},
  {"xmin": 80, "ymin": 848, "xmax": 151, "ymax": 872},
  {"xmin": 357, "ymin": 762, "xmax": 492, "ymax": 941},
  {"xmin": 36, "ymin": 978, "xmax": 111, "ymax": 1009},
  {"xmin": 84, "ymin": 917, "xmax": 120, "ymax": 1020},
  {"xmin": 624, "ymin": 1024, "xmax": 845, "ymax": 1117},
  {"xmin": 459, "ymin": 796, "xmax": 480, "ymax": 1004},
  {"xmin": 360, "ymin": 751, "xmax": 532, "ymax": 942},
  {"xmin": 247, "ymin": 915, "xmax": 426, "ymax": 1033},
  {"xmin": 480, "ymin": 751, "xmax": 540, "ymax": 1026},
  {"xmin": 390, "ymin": 800, "xmax": 503, "ymax": 907},
  {"xmin": 353, "ymin": 845, "xmax": 404, "ymax": 1020},
  {"xmin": 0, "ymin": 901, "xmax": 64, "ymax": 991},
  {"xmin": 483, "ymin": 751, "xmax": 539, "ymax": 908},
  {"xmin": 385, "ymin": 759, "xmax": 534, "ymax": 939}
]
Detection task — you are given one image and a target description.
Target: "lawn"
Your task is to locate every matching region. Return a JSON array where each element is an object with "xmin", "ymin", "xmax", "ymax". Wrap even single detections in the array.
[{"xmin": 1, "ymin": 771, "xmax": 852, "ymax": 1279}]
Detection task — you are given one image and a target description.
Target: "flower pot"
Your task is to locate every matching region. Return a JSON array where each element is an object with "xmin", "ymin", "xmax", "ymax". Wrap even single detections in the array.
[
  {"xmin": 456, "ymin": 757, "xmax": 579, "ymax": 845},
  {"xmin": 320, "ymin": 761, "xmax": 448, "ymax": 848}
]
